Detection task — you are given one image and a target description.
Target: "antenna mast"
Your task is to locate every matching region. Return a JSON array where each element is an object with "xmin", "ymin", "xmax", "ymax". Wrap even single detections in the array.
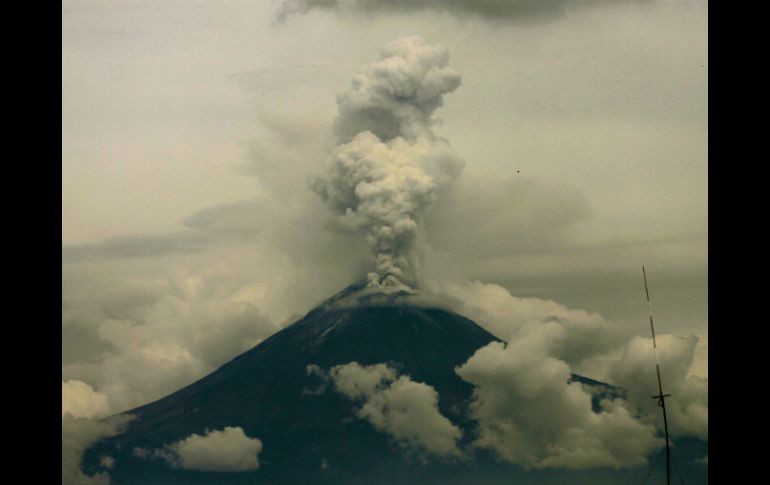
[{"xmin": 643, "ymin": 266, "xmax": 671, "ymax": 485}]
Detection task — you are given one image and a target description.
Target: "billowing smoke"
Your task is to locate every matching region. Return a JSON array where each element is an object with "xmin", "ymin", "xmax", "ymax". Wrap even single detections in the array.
[{"xmin": 311, "ymin": 36, "xmax": 464, "ymax": 291}]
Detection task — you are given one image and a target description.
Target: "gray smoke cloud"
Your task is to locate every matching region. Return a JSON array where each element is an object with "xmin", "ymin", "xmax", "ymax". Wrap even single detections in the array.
[
  {"xmin": 276, "ymin": 0, "xmax": 632, "ymax": 23},
  {"xmin": 311, "ymin": 36, "xmax": 464, "ymax": 291}
]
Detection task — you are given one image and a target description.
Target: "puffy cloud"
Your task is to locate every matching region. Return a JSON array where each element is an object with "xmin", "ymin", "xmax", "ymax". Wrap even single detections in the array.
[
  {"xmin": 609, "ymin": 334, "xmax": 708, "ymax": 440},
  {"xmin": 433, "ymin": 280, "xmax": 706, "ymax": 451},
  {"xmin": 62, "ymin": 188, "xmax": 370, "ymax": 415},
  {"xmin": 62, "ymin": 414, "xmax": 133, "ymax": 485},
  {"xmin": 62, "ymin": 380, "xmax": 111, "ymax": 419},
  {"xmin": 154, "ymin": 427, "xmax": 263, "ymax": 472},
  {"xmin": 328, "ymin": 361, "xmax": 397, "ymax": 398},
  {"xmin": 455, "ymin": 321, "xmax": 661, "ymax": 469},
  {"xmin": 312, "ymin": 36, "xmax": 464, "ymax": 291},
  {"xmin": 62, "ymin": 260, "xmax": 284, "ymax": 414},
  {"xmin": 417, "ymin": 278, "xmax": 706, "ymax": 461},
  {"xmin": 276, "ymin": 0, "xmax": 619, "ymax": 23},
  {"xmin": 325, "ymin": 362, "xmax": 463, "ymax": 458},
  {"xmin": 436, "ymin": 280, "xmax": 624, "ymax": 374},
  {"xmin": 332, "ymin": 36, "xmax": 461, "ymax": 143}
]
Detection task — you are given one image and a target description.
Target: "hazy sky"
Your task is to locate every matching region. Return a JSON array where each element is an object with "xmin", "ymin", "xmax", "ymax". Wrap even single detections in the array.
[{"xmin": 62, "ymin": 0, "xmax": 707, "ymax": 416}]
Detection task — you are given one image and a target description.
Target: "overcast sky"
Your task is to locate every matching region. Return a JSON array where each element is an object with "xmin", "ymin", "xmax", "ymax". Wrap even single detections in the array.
[{"xmin": 62, "ymin": 0, "xmax": 707, "ymax": 416}]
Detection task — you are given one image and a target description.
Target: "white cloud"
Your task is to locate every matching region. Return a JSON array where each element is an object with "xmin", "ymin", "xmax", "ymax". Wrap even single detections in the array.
[
  {"xmin": 61, "ymin": 251, "xmax": 298, "ymax": 413},
  {"xmin": 156, "ymin": 427, "xmax": 263, "ymax": 472},
  {"xmin": 62, "ymin": 380, "xmax": 111, "ymax": 419},
  {"xmin": 455, "ymin": 321, "xmax": 662, "ymax": 469},
  {"xmin": 61, "ymin": 186, "xmax": 374, "ymax": 415},
  {"xmin": 409, "ymin": 279, "xmax": 708, "ymax": 463},
  {"xmin": 435, "ymin": 280, "xmax": 624, "ymax": 375},
  {"xmin": 609, "ymin": 334, "xmax": 708, "ymax": 440},
  {"xmin": 62, "ymin": 414, "xmax": 133, "ymax": 485},
  {"xmin": 327, "ymin": 362, "xmax": 463, "ymax": 458}
]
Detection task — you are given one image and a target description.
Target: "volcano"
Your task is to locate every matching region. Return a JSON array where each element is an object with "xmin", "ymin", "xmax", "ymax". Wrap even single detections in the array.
[{"xmin": 82, "ymin": 282, "xmax": 706, "ymax": 484}]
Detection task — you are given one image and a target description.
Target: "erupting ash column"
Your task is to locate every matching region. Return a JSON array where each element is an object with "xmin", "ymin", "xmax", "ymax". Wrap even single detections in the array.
[{"xmin": 312, "ymin": 36, "xmax": 465, "ymax": 292}]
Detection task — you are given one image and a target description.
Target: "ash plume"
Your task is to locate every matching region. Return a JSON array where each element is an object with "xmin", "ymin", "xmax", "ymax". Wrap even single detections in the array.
[{"xmin": 311, "ymin": 36, "xmax": 464, "ymax": 292}]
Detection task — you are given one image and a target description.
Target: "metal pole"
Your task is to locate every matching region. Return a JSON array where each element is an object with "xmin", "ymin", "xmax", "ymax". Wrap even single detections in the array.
[{"xmin": 643, "ymin": 266, "xmax": 671, "ymax": 485}]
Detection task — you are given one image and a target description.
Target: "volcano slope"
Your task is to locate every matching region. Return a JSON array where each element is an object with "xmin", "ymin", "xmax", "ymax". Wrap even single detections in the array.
[{"xmin": 81, "ymin": 283, "xmax": 707, "ymax": 484}]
